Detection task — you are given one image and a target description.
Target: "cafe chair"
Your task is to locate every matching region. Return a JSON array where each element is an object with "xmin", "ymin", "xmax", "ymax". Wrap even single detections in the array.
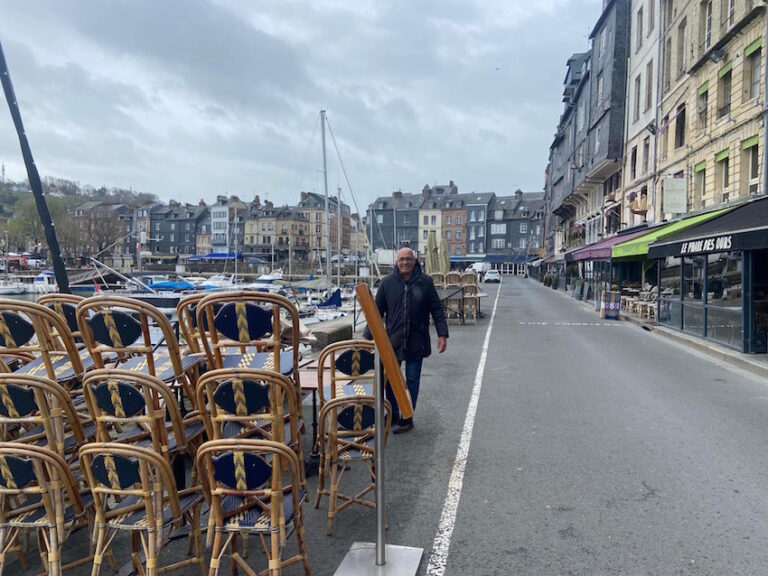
[
  {"xmin": 82, "ymin": 369, "xmax": 205, "ymax": 480},
  {"xmin": 176, "ymin": 292, "xmax": 220, "ymax": 356},
  {"xmin": 37, "ymin": 293, "xmax": 86, "ymax": 343},
  {"xmin": 0, "ymin": 373, "xmax": 94, "ymax": 464},
  {"xmin": 430, "ymin": 273, "xmax": 444, "ymax": 288},
  {"xmin": 0, "ymin": 442, "xmax": 104, "ymax": 576},
  {"xmin": 462, "ymin": 284, "xmax": 479, "ymax": 324},
  {"xmin": 0, "ymin": 299, "xmax": 89, "ymax": 388},
  {"xmin": 315, "ymin": 395, "xmax": 391, "ymax": 535},
  {"xmin": 196, "ymin": 439, "xmax": 311, "ymax": 576},
  {"xmin": 76, "ymin": 295, "xmax": 204, "ymax": 410},
  {"xmin": 79, "ymin": 442, "xmax": 205, "ymax": 576},
  {"xmin": 315, "ymin": 340, "xmax": 375, "ymax": 406},
  {"xmin": 460, "ymin": 271, "xmax": 477, "ymax": 286}
]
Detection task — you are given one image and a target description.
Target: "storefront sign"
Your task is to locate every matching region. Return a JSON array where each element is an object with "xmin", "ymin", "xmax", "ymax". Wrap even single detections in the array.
[
  {"xmin": 680, "ymin": 235, "xmax": 732, "ymax": 255},
  {"xmin": 663, "ymin": 178, "xmax": 687, "ymax": 214}
]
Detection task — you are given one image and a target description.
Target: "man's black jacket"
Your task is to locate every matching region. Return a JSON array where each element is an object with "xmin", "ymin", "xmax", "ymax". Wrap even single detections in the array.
[{"xmin": 364, "ymin": 262, "xmax": 449, "ymax": 361}]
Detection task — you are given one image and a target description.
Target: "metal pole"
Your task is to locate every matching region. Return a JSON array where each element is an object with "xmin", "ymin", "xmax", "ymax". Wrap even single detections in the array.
[
  {"xmin": 337, "ymin": 187, "xmax": 342, "ymax": 288},
  {"xmin": 374, "ymin": 345, "xmax": 386, "ymax": 566},
  {"xmin": 321, "ymin": 110, "xmax": 331, "ymax": 282}
]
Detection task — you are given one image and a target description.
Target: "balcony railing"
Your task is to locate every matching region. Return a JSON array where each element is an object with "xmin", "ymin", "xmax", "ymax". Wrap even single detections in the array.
[{"xmin": 717, "ymin": 103, "xmax": 731, "ymax": 118}]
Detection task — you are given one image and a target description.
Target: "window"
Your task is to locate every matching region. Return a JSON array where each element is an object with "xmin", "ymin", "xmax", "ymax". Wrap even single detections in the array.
[
  {"xmin": 423, "ymin": 230, "xmax": 428, "ymax": 239},
  {"xmin": 491, "ymin": 223, "xmax": 507, "ymax": 234},
  {"xmin": 478, "ymin": 211, "xmax": 485, "ymax": 222},
  {"xmin": 677, "ymin": 19, "xmax": 687, "ymax": 77},
  {"xmin": 519, "ymin": 238, "xmax": 527, "ymax": 249},
  {"xmin": 431, "ymin": 215, "xmax": 436, "ymax": 225},
  {"xmin": 743, "ymin": 140, "xmax": 760, "ymax": 195},
  {"xmin": 495, "ymin": 210, "xmax": 504, "ymax": 220},
  {"xmin": 423, "ymin": 215, "xmax": 428, "ymax": 225},
  {"xmin": 478, "ymin": 227, "xmax": 484, "ymax": 237},
  {"xmin": 748, "ymin": 49, "xmax": 761, "ymax": 101},
  {"xmin": 470, "ymin": 229, "xmax": 475, "ymax": 240},
  {"xmin": 456, "ymin": 216, "xmax": 462, "ymax": 224},
  {"xmin": 469, "ymin": 242, "xmax": 475, "ymax": 253},
  {"xmin": 492, "ymin": 239, "xmax": 505, "ymax": 249},
  {"xmin": 665, "ymin": 0, "xmax": 673, "ymax": 29},
  {"xmin": 455, "ymin": 246, "xmax": 462, "ymax": 255},
  {"xmin": 646, "ymin": 60, "xmax": 654, "ymax": 111},
  {"xmin": 445, "ymin": 230, "xmax": 452, "ymax": 240},
  {"xmin": 169, "ymin": 233, "xmax": 175, "ymax": 243},
  {"xmin": 649, "ymin": 0, "xmax": 655, "ymax": 33},
  {"xmin": 377, "ymin": 214, "xmax": 383, "ymax": 224},
  {"xmin": 631, "ymin": 146, "xmax": 638, "ymax": 179},
  {"xmin": 636, "ymin": 7, "xmax": 644, "ymax": 52},
  {"xmin": 694, "ymin": 168, "xmax": 705, "ymax": 210},
  {"xmin": 597, "ymin": 73, "xmax": 604, "ymax": 106},
  {"xmin": 675, "ymin": 105, "xmax": 686, "ymax": 148},
  {"xmin": 155, "ymin": 223, "xmax": 160, "ymax": 231},
  {"xmin": 643, "ymin": 137, "xmax": 650, "ymax": 174},
  {"xmin": 599, "ymin": 28, "xmax": 607, "ymax": 57},
  {"xmin": 716, "ymin": 154, "xmax": 730, "ymax": 202},
  {"xmin": 456, "ymin": 231, "xmax": 462, "ymax": 239},
  {"xmin": 698, "ymin": 89, "xmax": 708, "ymax": 129},
  {"xmin": 577, "ymin": 103, "xmax": 585, "ymax": 131},
  {"xmin": 718, "ymin": 67, "xmax": 732, "ymax": 118},
  {"xmin": 722, "ymin": 0, "xmax": 734, "ymax": 30},
  {"xmin": 445, "ymin": 215, "xmax": 452, "ymax": 224},
  {"xmin": 520, "ymin": 222, "xmax": 528, "ymax": 234},
  {"xmin": 664, "ymin": 37, "xmax": 672, "ymax": 90},
  {"xmin": 595, "ymin": 126, "xmax": 602, "ymax": 152},
  {"xmin": 634, "ymin": 75, "xmax": 641, "ymax": 121},
  {"xmin": 470, "ymin": 210, "xmax": 476, "ymax": 222},
  {"xmin": 701, "ymin": 1, "xmax": 712, "ymax": 51}
]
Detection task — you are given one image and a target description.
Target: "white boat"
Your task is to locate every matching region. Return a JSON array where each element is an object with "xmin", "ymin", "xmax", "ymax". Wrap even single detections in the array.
[{"xmin": 31, "ymin": 270, "xmax": 58, "ymax": 293}]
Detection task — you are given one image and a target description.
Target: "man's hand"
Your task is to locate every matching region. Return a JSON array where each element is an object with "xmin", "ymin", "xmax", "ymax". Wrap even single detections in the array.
[{"xmin": 437, "ymin": 336, "xmax": 447, "ymax": 353}]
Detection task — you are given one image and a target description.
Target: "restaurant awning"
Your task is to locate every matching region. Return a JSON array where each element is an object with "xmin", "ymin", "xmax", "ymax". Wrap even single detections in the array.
[
  {"xmin": 567, "ymin": 226, "xmax": 651, "ymax": 262},
  {"xmin": 611, "ymin": 207, "xmax": 734, "ymax": 259},
  {"xmin": 648, "ymin": 197, "xmax": 768, "ymax": 259}
]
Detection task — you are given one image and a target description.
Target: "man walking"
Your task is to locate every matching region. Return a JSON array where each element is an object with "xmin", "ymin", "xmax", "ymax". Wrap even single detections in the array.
[{"xmin": 365, "ymin": 247, "xmax": 448, "ymax": 434}]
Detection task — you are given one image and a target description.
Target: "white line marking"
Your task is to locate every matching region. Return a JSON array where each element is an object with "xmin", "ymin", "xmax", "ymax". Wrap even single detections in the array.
[{"xmin": 425, "ymin": 283, "xmax": 501, "ymax": 575}]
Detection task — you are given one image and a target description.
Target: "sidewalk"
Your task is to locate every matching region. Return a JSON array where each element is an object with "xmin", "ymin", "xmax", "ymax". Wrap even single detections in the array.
[{"xmin": 542, "ymin": 280, "xmax": 768, "ymax": 381}]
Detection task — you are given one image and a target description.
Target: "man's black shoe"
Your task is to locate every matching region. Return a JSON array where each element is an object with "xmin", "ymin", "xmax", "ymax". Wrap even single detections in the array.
[{"xmin": 393, "ymin": 420, "xmax": 414, "ymax": 435}]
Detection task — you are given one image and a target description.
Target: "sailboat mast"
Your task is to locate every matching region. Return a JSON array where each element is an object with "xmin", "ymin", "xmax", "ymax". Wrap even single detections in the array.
[
  {"xmin": 321, "ymin": 110, "xmax": 330, "ymax": 283},
  {"xmin": 337, "ymin": 186, "xmax": 342, "ymax": 288}
]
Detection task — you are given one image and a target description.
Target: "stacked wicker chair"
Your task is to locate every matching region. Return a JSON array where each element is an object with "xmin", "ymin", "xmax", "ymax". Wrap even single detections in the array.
[{"xmin": 313, "ymin": 340, "xmax": 391, "ymax": 534}]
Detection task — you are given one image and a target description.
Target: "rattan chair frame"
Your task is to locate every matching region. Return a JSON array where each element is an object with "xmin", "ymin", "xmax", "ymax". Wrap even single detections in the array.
[
  {"xmin": 0, "ymin": 299, "xmax": 85, "ymax": 385},
  {"xmin": 76, "ymin": 295, "xmax": 199, "ymax": 408},
  {"xmin": 78, "ymin": 442, "xmax": 205, "ymax": 576},
  {"xmin": 0, "ymin": 442, "xmax": 104, "ymax": 576},
  {"xmin": 176, "ymin": 293, "xmax": 206, "ymax": 355},
  {"xmin": 315, "ymin": 339, "xmax": 376, "ymax": 406},
  {"xmin": 196, "ymin": 439, "xmax": 310, "ymax": 576},
  {"xmin": 314, "ymin": 395, "xmax": 391, "ymax": 534},
  {"xmin": 37, "ymin": 294, "xmax": 86, "ymax": 343}
]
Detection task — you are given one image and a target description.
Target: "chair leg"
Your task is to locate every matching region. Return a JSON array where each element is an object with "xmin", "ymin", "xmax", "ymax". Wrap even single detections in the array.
[
  {"xmin": 209, "ymin": 532, "xmax": 223, "ymax": 576},
  {"xmin": 327, "ymin": 452, "xmax": 339, "ymax": 535},
  {"xmin": 230, "ymin": 533, "xmax": 239, "ymax": 576},
  {"xmin": 91, "ymin": 525, "xmax": 107, "ymax": 576},
  {"xmin": 315, "ymin": 450, "xmax": 326, "ymax": 509}
]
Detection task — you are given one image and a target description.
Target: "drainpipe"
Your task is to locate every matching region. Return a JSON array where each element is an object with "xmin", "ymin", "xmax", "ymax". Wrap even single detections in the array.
[{"xmin": 762, "ymin": 2, "xmax": 768, "ymax": 197}]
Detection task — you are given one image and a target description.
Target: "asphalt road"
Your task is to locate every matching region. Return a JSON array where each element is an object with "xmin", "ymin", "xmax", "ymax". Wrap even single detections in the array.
[{"xmin": 16, "ymin": 276, "xmax": 768, "ymax": 575}]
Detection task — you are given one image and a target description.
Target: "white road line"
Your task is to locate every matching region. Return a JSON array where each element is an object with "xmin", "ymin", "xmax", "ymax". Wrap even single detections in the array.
[{"xmin": 425, "ymin": 283, "xmax": 501, "ymax": 576}]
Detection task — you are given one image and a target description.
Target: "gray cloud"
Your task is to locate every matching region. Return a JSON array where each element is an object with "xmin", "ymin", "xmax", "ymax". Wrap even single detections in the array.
[{"xmin": 0, "ymin": 0, "xmax": 601, "ymax": 207}]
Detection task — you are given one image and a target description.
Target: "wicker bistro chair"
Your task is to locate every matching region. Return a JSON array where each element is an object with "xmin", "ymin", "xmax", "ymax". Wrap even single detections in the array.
[
  {"xmin": 82, "ymin": 369, "xmax": 205, "ymax": 478},
  {"xmin": 195, "ymin": 291, "xmax": 302, "ymax": 396},
  {"xmin": 37, "ymin": 294, "xmax": 86, "ymax": 343},
  {"xmin": 0, "ymin": 374, "xmax": 94, "ymax": 465},
  {"xmin": 315, "ymin": 340, "xmax": 376, "ymax": 406},
  {"xmin": 79, "ymin": 443, "xmax": 205, "ymax": 576},
  {"xmin": 0, "ymin": 299, "xmax": 89, "ymax": 387},
  {"xmin": 315, "ymin": 395, "xmax": 391, "ymax": 535},
  {"xmin": 430, "ymin": 273, "xmax": 444, "ymax": 288},
  {"xmin": 0, "ymin": 443, "xmax": 104, "ymax": 576},
  {"xmin": 462, "ymin": 284, "xmax": 479, "ymax": 324},
  {"xmin": 442, "ymin": 283, "xmax": 464, "ymax": 324},
  {"xmin": 76, "ymin": 295, "xmax": 205, "ymax": 410},
  {"xmin": 196, "ymin": 439, "xmax": 311, "ymax": 576},
  {"xmin": 460, "ymin": 271, "xmax": 477, "ymax": 287},
  {"xmin": 445, "ymin": 271, "xmax": 461, "ymax": 286},
  {"xmin": 176, "ymin": 292, "xmax": 220, "ymax": 356}
]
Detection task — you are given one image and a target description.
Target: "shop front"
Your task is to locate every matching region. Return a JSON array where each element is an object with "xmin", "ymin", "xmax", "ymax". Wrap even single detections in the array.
[{"xmin": 648, "ymin": 197, "xmax": 768, "ymax": 353}]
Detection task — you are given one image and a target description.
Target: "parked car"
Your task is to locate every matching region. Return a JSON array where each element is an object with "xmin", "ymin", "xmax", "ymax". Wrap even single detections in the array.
[{"xmin": 484, "ymin": 269, "xmax": 501, "ymax": 283}]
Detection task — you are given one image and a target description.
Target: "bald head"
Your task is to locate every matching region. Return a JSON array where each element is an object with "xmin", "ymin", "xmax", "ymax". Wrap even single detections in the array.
[{"xmin": 396, "ymin": 247, "xmax": 417, "ymax": 279}]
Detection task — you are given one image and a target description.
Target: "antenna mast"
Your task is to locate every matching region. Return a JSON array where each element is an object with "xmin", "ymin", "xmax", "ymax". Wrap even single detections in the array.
[{"xmin": 321, "ymin": 110, "xmax": 331, "ymax": 283}]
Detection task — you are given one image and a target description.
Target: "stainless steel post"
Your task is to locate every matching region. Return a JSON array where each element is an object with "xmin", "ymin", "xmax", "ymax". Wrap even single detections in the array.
[{"xmin": 374, "ymin": 345, "xmax": 386, "ymax": 565}]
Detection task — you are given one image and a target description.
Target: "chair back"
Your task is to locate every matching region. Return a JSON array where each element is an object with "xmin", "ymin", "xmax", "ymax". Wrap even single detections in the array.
[
  {"xmin": 196, "ymin": 291, "xmax": 301, "ymax": 390},
  {"xmin": 0, "ymin": 443, "xmax": 87, "ymax": 537},
  {"xmin": 0, "ymin": 373, "xmax": 89, "ymax": 459},
  {"xmin": 0, "ymin": 298, "xmax": 84, "ymax": 381},
  {"xmin": 196, "ymin": 439, "xmax": 302, "ymax": 542},
  {"xmin": 37, "ymin": 293, "xmax": 86, "ymax": 342},
  {"xmin": 318, "ymin": 395, "xmax": 391, "ymax": 459},
  {"xmin": 430, "ymin": 273, "xmax": 444, "ymax": 288},
  {"xmin": 316, "ymin": 340, "xmax": 375, "ymax": 404},
  {"xmin": 79, "ymin": 442, "xmax": 183, "ymax": 530},
  {"xmin": 461, "ymin": 272, "xmax": 477, "ymax": 286},
  {"xmin": 445, "ymin": 271, "xmax": 461, "ymax": 285},
  {"xmin": 82, "ymin": 368, "xmax": 187, "ymax": 458},
  {"xmin": 196, "ymin": 368, "xmax": 300, "ymax": 447}
]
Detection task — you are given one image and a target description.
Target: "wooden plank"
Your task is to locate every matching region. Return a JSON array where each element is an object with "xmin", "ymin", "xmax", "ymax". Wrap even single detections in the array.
[{"xmin": 354, "ymin": 283, "xmax": 412, "ymax": 419}]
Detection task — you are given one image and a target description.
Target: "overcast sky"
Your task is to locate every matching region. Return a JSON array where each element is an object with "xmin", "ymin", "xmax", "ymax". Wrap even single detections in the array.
[{"xmin": 0, "ymin": 0, "xmax": 601, "ymax": 211}]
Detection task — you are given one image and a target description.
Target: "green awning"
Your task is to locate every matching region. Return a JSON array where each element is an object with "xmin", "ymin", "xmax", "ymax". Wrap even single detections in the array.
[
  {"xmin": 743, "ymin": 135, "xmax": 759, "ymax": 150},
  {"xmin": 745, "ymin": 37, "xmax": 763, "ymax": 58},
  {"xmin": 715, "ymin": 149, "xmax": 730, "ymax": 162},
  {"xmin": 719, "ymin": 61, "xmax": 733, "ymax": 78},
  {"xmin": 697, "ymin": 81, "xmax": 709, "ymax": 96},
  {"xmin": 611, "ymin": 207, "xmax": 734, "ymax": 259},
  {"xmin": 695, "ymin": 160, "xmax": 706, "ymax": 173}
]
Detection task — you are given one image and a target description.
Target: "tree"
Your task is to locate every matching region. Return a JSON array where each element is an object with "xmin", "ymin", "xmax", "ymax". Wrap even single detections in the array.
[
  {"xmin": 87, "ymin": 207, "xmax": 122, "ymax": 255},
  {"xmin": 6, "ymin": 194, "xmax": 66, "ymax": 252}
]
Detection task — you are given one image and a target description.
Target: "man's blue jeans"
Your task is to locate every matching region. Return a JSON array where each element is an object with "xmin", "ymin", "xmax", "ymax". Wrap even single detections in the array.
[{"xmin": 386, "ymin": 358, "xmax": 423, "ymax": 424}]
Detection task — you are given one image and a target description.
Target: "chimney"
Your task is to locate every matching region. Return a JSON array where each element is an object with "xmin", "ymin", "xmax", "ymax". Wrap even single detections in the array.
[
  {"xmin": 198, "ymin": 198, "xmax": 206, "ymax": 207},
  {"xmin": 265, "ymin": 200, "xmax": 274, "ymax": 209},
  {"xmin": 392, "ymin": 189, "xmax": 403, "ymax": 199},
  {"xmin": 300, "ymin": 191, "xmax": 308, "ymax": 202},
  {"xmin": 515, "ymin": 189, "xmax": 523, "ymax": 198},
  {"xmin": 422, "ymin": 187, "xmax": 430, "ymax": 200}
]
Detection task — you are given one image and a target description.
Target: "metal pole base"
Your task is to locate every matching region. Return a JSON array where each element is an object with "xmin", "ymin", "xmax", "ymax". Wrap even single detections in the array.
[{"xmin": 334, "ymin": 542, "xmax": 423, "ymax": 576}]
